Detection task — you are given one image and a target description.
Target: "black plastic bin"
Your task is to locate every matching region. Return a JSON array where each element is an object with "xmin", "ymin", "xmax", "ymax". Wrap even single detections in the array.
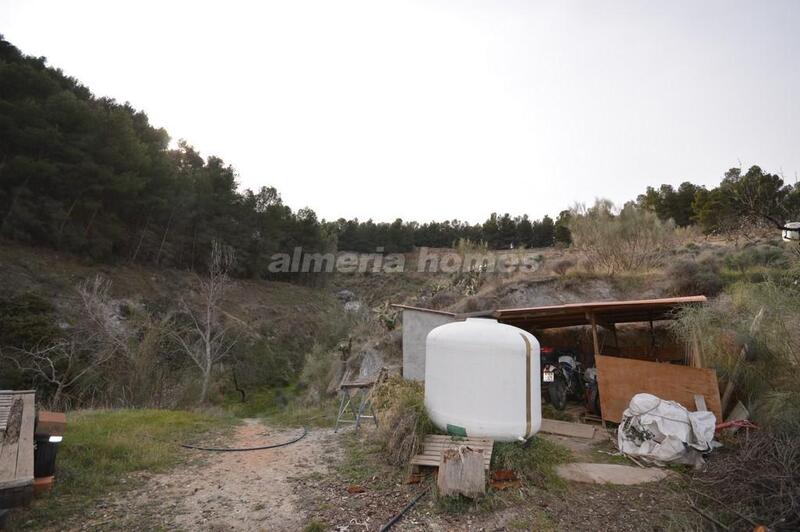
[{"xmin": 33, "ymin": 438, "xmax": 60, "ymax": 478}]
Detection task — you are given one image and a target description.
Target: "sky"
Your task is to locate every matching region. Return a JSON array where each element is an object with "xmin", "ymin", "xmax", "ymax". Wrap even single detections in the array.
[{"xmin": 1, "ymin": 1, "xmax": 799, "ymax": 223}]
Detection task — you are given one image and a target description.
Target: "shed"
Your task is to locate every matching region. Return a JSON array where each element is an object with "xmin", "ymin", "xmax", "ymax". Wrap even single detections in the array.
[
  {"xmin": 486, "ymin": 296, "xmax": 707, "ymax": 362},
  {"xmin": 392, "ymin": 304, "xmax": 455, "ymax": 381},
  {"xmin": 394, "ymin": 296, "xmax": 720, "ymax": 423}
]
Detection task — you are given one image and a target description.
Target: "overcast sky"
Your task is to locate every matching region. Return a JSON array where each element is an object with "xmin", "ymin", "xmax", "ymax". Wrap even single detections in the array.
[{"xmin": 1, "ymin": 1, "xmax": 799, "ymax": 223}]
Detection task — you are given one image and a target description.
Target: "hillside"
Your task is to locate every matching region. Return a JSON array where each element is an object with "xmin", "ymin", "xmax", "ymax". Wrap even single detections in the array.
[{"xmin": 0, "ymin": 240, "xmax": 348, "ymax": 404}]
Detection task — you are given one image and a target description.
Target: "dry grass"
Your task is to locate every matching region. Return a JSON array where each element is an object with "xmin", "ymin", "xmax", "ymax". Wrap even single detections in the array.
[
  {"xmin": 372, "ymin": 376, "xmax": 436, "ymax": 465},
  {"xmin": 568, "ymin": 200, "xmax": 676, "ymax": 274},
  {"xmin": 671, "ymin": 280, "xmax": 800, "ymax": 429}
]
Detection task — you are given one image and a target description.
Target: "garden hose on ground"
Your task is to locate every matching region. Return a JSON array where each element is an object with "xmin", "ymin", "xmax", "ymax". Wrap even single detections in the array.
[
  {"xmin": 180, "ymin": 426, "xmax": 308, "ymax": 452},
  {"xmin": 378, "ymin": 484, "xmax": 431, "ymax": 532}
]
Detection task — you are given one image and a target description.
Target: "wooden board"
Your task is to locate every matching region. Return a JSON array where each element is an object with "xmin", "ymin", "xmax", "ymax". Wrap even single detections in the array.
[
  {"xmin": 437, "ymin": 447, "xmax": 486, "ymax": 498},
  {"xmin": 540, "ymin": 419, "xmax": 597, "ymax": 439},
  {"xmin": 410, "ymin": 435, "xmax": 493, "ymax": 471},
  {"xmin": 16, "ymin": 393, "xmax": 35, "ymax": 481},
  {"xmin": 0, "ymin": 390, "xmax": 35, "ymax": 508},
  {"xmin": 596, "ymin": 355, "xmax": 721, "ymax": 423}
]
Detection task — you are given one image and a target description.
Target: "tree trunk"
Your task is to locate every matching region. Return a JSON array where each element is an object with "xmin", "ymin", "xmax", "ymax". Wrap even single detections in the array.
[
  {"xmin": 155, "ymin": 210, "xmax": 174, "ymax": 266},
  {"xmin": 199, "ymin": 366, "xmax": 211, "ymax": 404},
  {"xmin": 51, "ymin": 383, "xmax": 64, "ymax": 410}
]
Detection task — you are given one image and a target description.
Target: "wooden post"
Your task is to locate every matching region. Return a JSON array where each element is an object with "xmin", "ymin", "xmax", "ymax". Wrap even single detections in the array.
[
  {"xmin": 589, "ymin": 312, "xmax": 600, "ymax": 358},
  {"xmin": 612, "ymin": 323, "xmax": 618, "ymax": 349},
  {"xmin": 690, "ymin": 334, "xmax": 704, "ymax": 368},
  {"xmin": 437, "ymin": 446, "xmax": 486, "ymax": 498}
]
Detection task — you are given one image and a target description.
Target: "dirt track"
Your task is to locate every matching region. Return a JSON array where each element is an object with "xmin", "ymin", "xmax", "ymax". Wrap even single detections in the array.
[{"xmin": 74, "ymin": 420, "xmax": 338, "ymax": 531}]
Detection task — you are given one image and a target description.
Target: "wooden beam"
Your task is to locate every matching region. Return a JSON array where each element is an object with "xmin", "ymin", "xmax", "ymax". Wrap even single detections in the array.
[
  {"xmin": 540, "ymin": 419, "xmax": 596, "ymax": 439},
  {"xmin": 694, "ymin": 394, "xmax": 708, "ymax": 412},
  {"xmin": 690, "ymin": 335, "xmax": 704, "ymax": 368},
  {"xmin": 589, "ymin": 312, "xmax": 600, "ymax": 358}
]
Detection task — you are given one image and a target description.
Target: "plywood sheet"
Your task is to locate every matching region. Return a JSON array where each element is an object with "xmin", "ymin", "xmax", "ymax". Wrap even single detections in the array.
[{"xmin": 596, "ymin": 355, "xmax": 721, "ymax": 423}]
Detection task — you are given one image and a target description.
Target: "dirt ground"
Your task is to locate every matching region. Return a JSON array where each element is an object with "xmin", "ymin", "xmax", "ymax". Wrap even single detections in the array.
[
  {"xmin": 54, "ymin": 419, "xmax": 696, "ymax": 531},
  {"xmin": 66, "ymin": 419, "xmax": 341, "ymax": 531}
]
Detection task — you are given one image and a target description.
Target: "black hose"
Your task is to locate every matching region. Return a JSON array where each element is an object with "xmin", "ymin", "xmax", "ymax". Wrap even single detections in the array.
[
  {"xmin": 180, "ymin": 426, "xmax": 307, "ymax": 452},
  {"xmin": 379, "ymin": 485, "xmax": 431, "ymax": 532}
]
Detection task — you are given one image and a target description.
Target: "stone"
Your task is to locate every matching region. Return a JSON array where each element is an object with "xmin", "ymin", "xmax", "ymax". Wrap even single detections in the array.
[{"xmin": 555, "ymin": 463, "xmax": 671, "ymax": 485}]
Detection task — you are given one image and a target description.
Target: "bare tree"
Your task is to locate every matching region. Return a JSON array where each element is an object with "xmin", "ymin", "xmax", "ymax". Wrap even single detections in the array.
[
  {"xmin": 3, "ymin": 339, "xmax": 114, "ymax": 409},
  {"xmin": 171, "ymin": 241, "xmax": 239, "ymax": 404},
  {"xmin": 2, "ymin": 275, "xmax": 120, "ymax": 408}
]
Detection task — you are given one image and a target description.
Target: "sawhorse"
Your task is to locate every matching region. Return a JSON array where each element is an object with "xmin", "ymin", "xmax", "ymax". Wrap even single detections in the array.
[{"xmin": 334, "ymin": 380, "xmax": 379, "ymax": 432}]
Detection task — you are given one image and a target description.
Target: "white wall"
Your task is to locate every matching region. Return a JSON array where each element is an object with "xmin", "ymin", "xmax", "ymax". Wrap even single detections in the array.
[{"xmin": 401, "ymin": 309, "xmax": 455, "ymax": 381}]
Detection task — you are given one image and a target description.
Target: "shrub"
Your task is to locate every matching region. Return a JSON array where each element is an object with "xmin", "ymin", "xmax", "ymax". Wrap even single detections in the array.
[
  {"xmin": 298, "ymin": 343, "xmax": 343, "ymax": 404},
  {"xmin": 724, "ymin": 244, "xmax": 793, "ymax": 273},
  {"xmin": 568, "ymin": 200, "xmax": 676, "ymax": 273},
  {"xmin": 0, "ymin": 292, "xmax": 60, "ymax": 390},
  {"xmin": 552, "ymin": 259, "xmax": 575, "ymax": 276},
  {"xmin": 492, "ymin": 437, "xmax": 572, "ymax": 488},
  {"xmin": 671, "ymin": 281, "xmax": 800, "ymax": 430},
  {"xmin": 0, "ymin": 292, "xmax": 59, "ymax": 349},
  {"xmin": 372, "ymin": 376, "xmax": 436, "ymax": 465},
  {"xmin": 665, "ymin": 257, "xmax": 724, "ymax": 296},
  {"xmin": 429, "ymin": 290, "xmax": 457, "ymax": 309},
  {"xmin": 455, "ymin": 237, "xmax": 489, "ymax": 256}
]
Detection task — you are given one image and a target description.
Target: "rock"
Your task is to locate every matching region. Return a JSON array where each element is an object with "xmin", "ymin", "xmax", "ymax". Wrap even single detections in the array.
[
  {"xmin": 343, "ymin": 301, "xmax": 362, "ymax": 313},
  {"xmin": 555, "ymin": 463, "xmax": 671, "ymax": 485},
  {"xmin": 336, "ymin": 289, "xmax": 356, "ymax": 302}
]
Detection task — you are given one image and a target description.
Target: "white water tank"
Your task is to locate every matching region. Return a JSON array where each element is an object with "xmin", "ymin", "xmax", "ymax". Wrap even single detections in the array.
[
  {"xmin": 782, "ymin": 221, "xmax": 800, "ymax": 242},
  {"xmin": 424, "ymin": 318, "xmax": 541, "ymax": 442}
]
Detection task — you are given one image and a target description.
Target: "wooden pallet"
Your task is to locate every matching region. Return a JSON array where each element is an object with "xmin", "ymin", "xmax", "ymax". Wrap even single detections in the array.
[
  {"xmin": 0, "ymin": 390, "xmax": 36, "ymax": 508},
  {"xmin": 410, "ymin": 435, "xmax": 494, "ymax": 472},
  {"xmin": 0, "ymin": 393, "xmax": 20, "ymax": 433}
]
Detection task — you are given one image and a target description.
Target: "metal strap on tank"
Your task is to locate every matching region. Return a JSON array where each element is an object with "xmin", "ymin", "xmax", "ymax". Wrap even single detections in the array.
[{"xmin": 520, "ymin": 333, "xmax": 532, "ymax": 438}]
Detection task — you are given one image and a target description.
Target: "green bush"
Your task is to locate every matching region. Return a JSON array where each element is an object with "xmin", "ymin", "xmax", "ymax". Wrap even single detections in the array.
[
  {"xmin": 0, "ymin": 292, "xmax": 61, "ymax": 390},
  {"xmin": 665, "ymin": 257, "xmax": 724, "ymax": 296},
  {"xmin": 492, "ymin": 437, "xmax": 572, "ymax": 489},
  {"xmin": 724, "ymin": 244, "xmax": 792, "ymax": 273}
]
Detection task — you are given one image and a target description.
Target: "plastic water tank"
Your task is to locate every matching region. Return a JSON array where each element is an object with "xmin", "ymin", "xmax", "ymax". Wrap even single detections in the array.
[
  {"xmin": 424, "ymin": 318, "xmax": 541, "ymax": 442},
  {"xmin": 782, "ymin": 221, "xmax": 800, "ymax": 242}
]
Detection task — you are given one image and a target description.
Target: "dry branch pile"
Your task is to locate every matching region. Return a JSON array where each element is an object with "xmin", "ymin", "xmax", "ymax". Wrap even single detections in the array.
[{"xmin": 694, "ymin": 431, "xmax": 800, "ymax": 530}]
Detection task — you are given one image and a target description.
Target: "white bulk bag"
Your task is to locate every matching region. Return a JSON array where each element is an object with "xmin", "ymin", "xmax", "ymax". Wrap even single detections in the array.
[{"xmin": 617, "ymin": 393, "xmax": 716, "ymax": 466}]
